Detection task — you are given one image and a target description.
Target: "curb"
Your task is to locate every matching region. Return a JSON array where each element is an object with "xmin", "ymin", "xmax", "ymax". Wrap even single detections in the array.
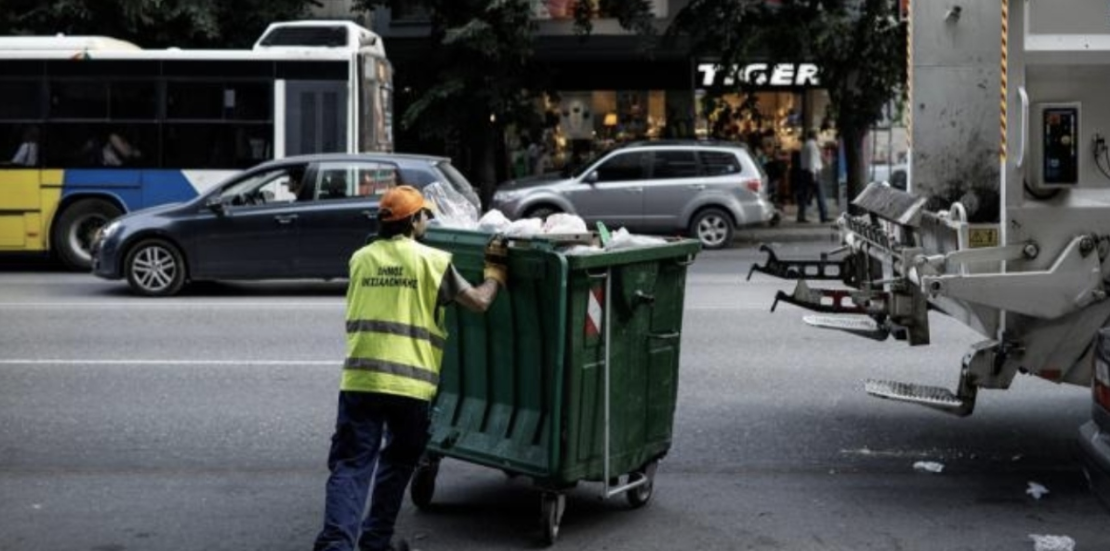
[{"xmin": 733, "ymin": 228, "xmax": 840, "ymax": 244}]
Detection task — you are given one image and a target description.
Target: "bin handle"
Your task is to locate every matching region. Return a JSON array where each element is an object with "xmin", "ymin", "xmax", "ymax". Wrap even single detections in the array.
[
  {"xmin": 634, "ymin": 290, "xmax": 655, "ymax": 306},
  {"xmin": 674, "ymin": 254, "xmax": 696, "ymax": 267},
  {"xmin": 648, "ymin": 331, "xmax": 680, "ymax": 340},
  {"xmin": 586, "ymin": 268, "xmax": 609, "ymax": 280}
]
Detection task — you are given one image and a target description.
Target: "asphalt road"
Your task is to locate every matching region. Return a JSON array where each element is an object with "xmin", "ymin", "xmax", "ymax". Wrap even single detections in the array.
[{"xmin": 1, "ymin": 242, "xmax": 1107, "ymax": 551}]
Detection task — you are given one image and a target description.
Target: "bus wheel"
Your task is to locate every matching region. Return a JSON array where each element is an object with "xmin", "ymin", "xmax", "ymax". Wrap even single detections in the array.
[
  {"xmin": 124, "ymin": 239, "xmax": 187, "ymax": 297},
  {"xmin": 53, "ymin": 199, "xmax": 122, "ymax": 271}
]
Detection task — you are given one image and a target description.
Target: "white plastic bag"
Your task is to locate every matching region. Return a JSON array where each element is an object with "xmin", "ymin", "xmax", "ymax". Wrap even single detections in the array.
[
  {"xmin": 478, "ymin": 209, "xmax": 512, "ymax": 233},
  {"xmin": 422, "ymin": 182, "xmax": 478, "ymax": 229},
  {"xmin": 505, "ymin": 218, "xmax": 543, "ymax": 237},
  {"xmin": 542, "ymin": 213, "xmax": 588, "ymax": 234},
  {"xmin": 606, "ymin": 227, "xmax": 667, "ymax": 250}
]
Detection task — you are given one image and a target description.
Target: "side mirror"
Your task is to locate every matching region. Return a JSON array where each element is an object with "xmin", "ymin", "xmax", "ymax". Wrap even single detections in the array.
[
  {"xmin": 583, "ymin": 171, "xmax": 599, "ymax": 185},
  {"xmin": 205, "ymin": 197, "xmax": 226, "ymax": 215}
]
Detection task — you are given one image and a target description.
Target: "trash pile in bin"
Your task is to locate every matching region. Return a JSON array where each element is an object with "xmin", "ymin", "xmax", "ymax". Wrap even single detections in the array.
[{"xmin": 423, "ymin": 182, "xmax": 669, "ymax": 253}]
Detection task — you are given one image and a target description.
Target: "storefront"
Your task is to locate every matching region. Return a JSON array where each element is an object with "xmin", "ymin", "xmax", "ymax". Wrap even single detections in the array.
[
  {"xmin": 513, "ymin": 54, "xmax": 836, "ymax": 185},
  {"xmin": 693, "ymin": 61, "xmax": 831, "ymax": 149},
  {"xmin": 508, "ymin": 40, "xmax": 693, "ymax": 176}
]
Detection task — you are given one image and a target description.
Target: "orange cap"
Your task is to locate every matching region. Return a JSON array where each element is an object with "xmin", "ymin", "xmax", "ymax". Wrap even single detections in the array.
[{"xmin": 379, "ymin": 185, "xmax": 431, "ymax": 222}]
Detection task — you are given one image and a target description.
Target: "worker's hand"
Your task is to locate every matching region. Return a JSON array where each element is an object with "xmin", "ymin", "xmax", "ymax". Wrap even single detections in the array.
[{"xmin": 483, "ymin": 235, "xmax": 509, "ymax": 288}]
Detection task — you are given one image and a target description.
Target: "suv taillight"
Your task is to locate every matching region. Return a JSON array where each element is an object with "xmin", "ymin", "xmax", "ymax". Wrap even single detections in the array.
[
  {"xmin": 1096, "ymin": 356, "xmax": 1110, "ymax": 410},
  {"xmin": 743, "ymin": 178, "xmax": 762, "ymax": 194}
]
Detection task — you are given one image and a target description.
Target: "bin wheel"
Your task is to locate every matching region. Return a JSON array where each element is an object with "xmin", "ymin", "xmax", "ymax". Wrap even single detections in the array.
[
  {"xmin": 540, "ymin": 492, "xmax": 565, "ymax": 546},
  {"xmin": 626, "ymin": 461, "xmax": 658, "ymax": 509},
  {"xmin": 410, "ymin": 460, "xmax": 438, "ymax": 510}
]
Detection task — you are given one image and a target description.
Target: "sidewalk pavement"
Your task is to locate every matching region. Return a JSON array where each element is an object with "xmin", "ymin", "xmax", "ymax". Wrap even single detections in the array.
[{"xmin": 733, "ymin": 201, "xmax": 844, "ymax": 245}]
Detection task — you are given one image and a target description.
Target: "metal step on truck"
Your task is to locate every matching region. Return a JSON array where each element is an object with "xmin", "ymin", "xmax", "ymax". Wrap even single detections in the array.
[{"xmin": 750, "ymin": 0, "xmax": 1110, "ymax": 424}]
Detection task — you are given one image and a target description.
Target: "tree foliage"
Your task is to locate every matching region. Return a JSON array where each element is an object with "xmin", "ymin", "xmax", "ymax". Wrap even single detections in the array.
[
  {"xmin": 0, "ymin": 0, "xmax": 318, "ymax": 48},
  {"xmin": 351, "ymin": 1, "xmax": 663, "ymax": 192},
  {"xmin": 356, "ymin": 0, "xmax": 542, "ymax": 142}
]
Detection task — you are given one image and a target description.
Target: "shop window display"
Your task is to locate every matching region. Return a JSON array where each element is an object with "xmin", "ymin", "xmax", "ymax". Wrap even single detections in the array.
[{"xmin": 507, "ymin": 89, "xmax": 695, "ymax": 178}]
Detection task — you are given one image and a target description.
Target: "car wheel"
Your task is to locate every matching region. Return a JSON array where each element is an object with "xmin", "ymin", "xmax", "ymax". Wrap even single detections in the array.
[
  {"xmin": 525, "ymin": 205, "xmax": 560, "ymax": 221},
  {"xmin": 53, "ymin": 199, "xmax": 122, "ymax": 271},
  {"xmin": 690, "ymin": 207, "xmax": 733, "ymax": 250},
  {"xmin": 124, "ymin": 238, "xmax": 187, "ymax": 297}
]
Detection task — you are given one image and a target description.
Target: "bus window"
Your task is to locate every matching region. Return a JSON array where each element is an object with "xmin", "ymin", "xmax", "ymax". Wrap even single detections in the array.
[
  {"xmin": 109, "ymin": 80, "xmax": 158, "ymax": 119},
  {"xmin": 0, "ymin": 80, "xmax": 43, "ymax": 166},
  {"xmin": 0, "ymin": 80, "xmax": 42, "ymax": 119},
  {"xmin": 43, "ymin": 123, "xmax": 157, "ymax": 168},
  {"xmin": 166, "ymin": 81, "xmax": 271, "ymax": 120},
  {"xmin": 51, "ymin": 81, "xmax": 109, "ymax": 118},
  {"xmin": 162, "ymin": 122, "xmax": 272, "ymax": 169}
]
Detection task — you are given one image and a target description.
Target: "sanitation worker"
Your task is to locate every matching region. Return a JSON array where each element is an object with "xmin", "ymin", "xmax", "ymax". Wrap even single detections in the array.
[{"xmin": 313, "ymin": 185, "xmax": 508, "ymax": 551}]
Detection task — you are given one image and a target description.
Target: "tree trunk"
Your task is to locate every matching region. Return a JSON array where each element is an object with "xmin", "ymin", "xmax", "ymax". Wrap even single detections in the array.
[
  {"xmin": 841, "ymin": 125, "xmax": 868, "ymax": 216},
  {"xmin": 473, "ymin": 122, "xmax": 499, "ymax": 211}
]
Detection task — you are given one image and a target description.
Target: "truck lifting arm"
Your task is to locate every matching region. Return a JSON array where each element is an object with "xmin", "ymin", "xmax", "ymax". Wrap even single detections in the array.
[
  {"xmin": 752, "ymin": 182, "xmax": 1110, "ymax": 416},
  {"xmin": 748, "ymin": 0, "xmax": 1110, "ymax": 416}
]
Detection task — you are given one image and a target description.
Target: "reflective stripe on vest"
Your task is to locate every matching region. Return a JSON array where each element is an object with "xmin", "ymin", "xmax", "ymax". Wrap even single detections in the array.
[
  {"xmin": 341, "ymin": 236, "xmax": 451, "ymax": 401},
  {"xmin": 345, "ymin": 319, "xmax": 447, "ymax": 350},
  {"xmin": 344, "ymin": 357, "xmax": 440, "ymax": 386}
]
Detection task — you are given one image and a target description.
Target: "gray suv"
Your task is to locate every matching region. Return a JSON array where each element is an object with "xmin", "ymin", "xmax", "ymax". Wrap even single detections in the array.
[{"xmin": 490, "ymin": 141, "xmax": 775, "ymax": 249}]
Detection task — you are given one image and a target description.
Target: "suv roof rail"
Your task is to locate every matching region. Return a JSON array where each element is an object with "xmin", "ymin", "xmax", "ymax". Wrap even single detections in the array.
[{"xmin": 619, "ymin": 139, "xmax": 750, "ymax": 149}]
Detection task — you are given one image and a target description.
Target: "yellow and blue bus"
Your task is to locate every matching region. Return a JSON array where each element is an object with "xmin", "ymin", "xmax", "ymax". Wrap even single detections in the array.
[{"xmin": 0, "ymin": 20, "xmax": 393, "ymax": 269}]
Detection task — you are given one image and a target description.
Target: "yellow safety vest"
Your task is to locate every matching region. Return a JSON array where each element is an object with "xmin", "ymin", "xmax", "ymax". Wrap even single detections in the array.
[{"xmin": 341, "ymin": 235, "xmax": 451, "ymax": 401}]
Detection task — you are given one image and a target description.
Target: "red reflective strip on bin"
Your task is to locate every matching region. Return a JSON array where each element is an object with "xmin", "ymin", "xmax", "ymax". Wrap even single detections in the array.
[
  {"xmin": 1096, "ymin": 358, "xmax": 1110, "ymax": 409},
  {"xmin": 585, "ymin": 285, "xmax": 604, "ymax": 337},
  {"xmin": 1096, "ymin": 383, "xmax": 1110, "ymax": 410}
]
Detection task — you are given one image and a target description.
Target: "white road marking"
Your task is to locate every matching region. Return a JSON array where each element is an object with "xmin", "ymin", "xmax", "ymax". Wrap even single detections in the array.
[
  {"xmin": 0, "ymin": 302, "xmax": 341, "ymax": 309},
  {"xmin": 0, "ymin": 301, "xmax": 772, "ymax": 312},
  {"xmin": 0, "ymin": 359, "xmax": 337, "ymax": 366}
]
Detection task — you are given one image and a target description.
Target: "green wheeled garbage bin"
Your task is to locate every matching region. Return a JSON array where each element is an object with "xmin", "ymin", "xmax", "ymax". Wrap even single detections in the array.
[{"xmin": 412, "ymin": 227, "xmax": 700, "ymax": 545}]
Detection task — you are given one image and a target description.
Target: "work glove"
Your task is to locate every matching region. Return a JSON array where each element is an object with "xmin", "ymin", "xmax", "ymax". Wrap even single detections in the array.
[{"xmin": 483, "ymin": 235, "xmax": 509, "ymax": 288}]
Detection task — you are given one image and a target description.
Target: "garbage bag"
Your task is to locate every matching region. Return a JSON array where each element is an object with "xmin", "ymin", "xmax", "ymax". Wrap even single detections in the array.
[
  {"xmin": 505, "ymin": 218, "xmax": 543, "ymax": 237},
  {"xmin": 478, "ymin": 209, "xmax": 512, "ymax": 233},
  {"xmin": 606, "ymin": 227, "xmax": 667, "ymax": 250},
  {"xmin": 542, "ymin": 213, "xmax": 588, "ymax": 234},
  {"xmin": 423, "ymin": 182, "xmax": 479, "ymax": 229}
]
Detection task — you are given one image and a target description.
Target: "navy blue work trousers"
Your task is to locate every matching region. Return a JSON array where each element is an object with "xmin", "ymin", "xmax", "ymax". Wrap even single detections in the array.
[{"xmin": 313, "ymin": 391, "xmax": 431, "ymax": 551}]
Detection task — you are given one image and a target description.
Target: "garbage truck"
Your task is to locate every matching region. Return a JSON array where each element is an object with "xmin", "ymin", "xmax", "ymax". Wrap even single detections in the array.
[{"xmin": 751, "ymin": 0, "xmax": 1110, "ymax": 416}]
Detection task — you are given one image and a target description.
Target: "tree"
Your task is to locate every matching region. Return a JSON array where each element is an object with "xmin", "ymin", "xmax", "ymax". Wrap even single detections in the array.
[
  {"xmin": 352, "ymin": 0, "xmax": 655, "ymax": 206},
  {"xmin": 669, "ymin": 0, "xmax": 907, "ymax": 212},
  {"xmin": 353, "ymin": 0, "xmax": 541, "ymax": 206},
  {"xmin": 0, "ymin": 0, "xmax": 318, "ymax": 48}
]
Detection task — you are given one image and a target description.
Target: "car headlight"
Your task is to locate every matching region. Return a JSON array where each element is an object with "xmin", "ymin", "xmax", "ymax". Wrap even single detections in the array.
[
  {"xmin": 98, "ymin": 220, "xmax": 122, "ymax": 242},
  {"xmin": 494, "ymin": 189, "xmax": 527, "ymax": 202}
]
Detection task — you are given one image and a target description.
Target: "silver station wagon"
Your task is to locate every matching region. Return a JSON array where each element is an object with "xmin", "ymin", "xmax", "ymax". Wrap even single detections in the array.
[{"xmin": 490, "ymin": 141, "xmax": 775, "ymax": 249}]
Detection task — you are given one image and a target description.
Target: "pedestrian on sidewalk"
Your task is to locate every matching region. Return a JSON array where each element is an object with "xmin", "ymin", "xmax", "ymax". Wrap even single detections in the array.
[
  {"xmin": 798, "ymin": 129, "xmax": 830, "ymax": 223},
  {"xmin": 313, "ymin": 186, "xmax": 509, "ymax": 551}
]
